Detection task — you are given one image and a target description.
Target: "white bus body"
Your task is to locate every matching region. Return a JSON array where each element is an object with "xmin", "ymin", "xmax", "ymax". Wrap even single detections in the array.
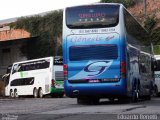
[
  {"xmin": 5, "ymin": 56, "xmax": 64, "ymax": 98},
  {"xmin": 154, "ymin": 55, "xmax": 160, "ymax": 94}
]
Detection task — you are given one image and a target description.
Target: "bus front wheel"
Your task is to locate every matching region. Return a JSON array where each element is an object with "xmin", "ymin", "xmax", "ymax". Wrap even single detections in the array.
[{"xmin": 33, "ymin": 88, "xmax": 38, "ymax": 98}]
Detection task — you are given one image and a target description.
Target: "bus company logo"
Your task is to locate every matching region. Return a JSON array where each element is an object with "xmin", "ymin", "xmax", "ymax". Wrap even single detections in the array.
[
  {"xmin": 69, "ymin": 60, "xmax": 113, "ymax": 79},
  {"xmin": 84, "ymin": 61, "xmax": 112, "ymax": 76}
]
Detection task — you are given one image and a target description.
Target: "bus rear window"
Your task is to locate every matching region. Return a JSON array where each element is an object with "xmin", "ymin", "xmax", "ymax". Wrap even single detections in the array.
[
  {"xmin": 69, "ymin": 44, "xmax": 118, "ymax": 61},
  {"xmin": 66, "ymin": 5, "xmax": 119, "ymax": 29}
]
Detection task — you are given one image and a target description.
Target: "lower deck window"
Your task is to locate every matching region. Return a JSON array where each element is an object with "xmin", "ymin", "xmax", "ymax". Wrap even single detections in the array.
[{"xmin": 10, "ymin": 77, "xmax": 34, "ymax": 86}]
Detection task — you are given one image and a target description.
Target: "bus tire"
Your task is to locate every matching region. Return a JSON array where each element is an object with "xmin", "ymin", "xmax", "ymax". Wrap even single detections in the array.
[
  {"xmin": 10, "ymin": 90, "xmax": 14, "ymax": 98},
  {"xmin": 118, "ymin": 97, "xmax": 130, "ymax": 103},
  {"xmin": 109, "ymin": 98, "xmax": 115, "ymax": 102},
  {"xmin": 38, "ymin": 88, "xmax": 43, "ymax": 98},
  {"xmin": 77, "ymin": 97, "xmax": 90, "ymax": 104},
  {"xmin": 132, "ymin": 90, "xmax": 138, "ymax": 102},
  {"xmin": 132, "ymin": 82, "xmax": 140, "ymax": 102},
  {"xmin": 77, "ymin": 97, "xmax": 99, "ymax": 105},
  {"xmin": 145, "ymin": 95, "xmax": 151, "ymax": 100},
  {"xmin": 153, "ymin": 86, "xmax": 159, "ymax": 97},
  {"xmin": 33, "ymin": 88, "xmax": 38, "ymax": 98},
  {"xmin": 91, "ymin": 98, "xmax": 100, "ymax": 105},
  {"xmin": 14, "ymin": 89, "xmax": 19, "ymax": 98},
  {"xmin": 58, "ymin": 94, "xmax": 64, "ymax": 98}
]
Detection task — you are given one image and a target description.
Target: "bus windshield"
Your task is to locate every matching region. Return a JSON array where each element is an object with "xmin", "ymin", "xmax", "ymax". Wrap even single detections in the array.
[{"xmin": 66, "ymin": 4, "xmax": 119, "ymax": 29}]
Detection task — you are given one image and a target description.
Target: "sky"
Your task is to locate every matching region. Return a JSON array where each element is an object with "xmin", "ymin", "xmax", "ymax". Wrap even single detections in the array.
[{"xmin": 0, "ymin": 0, "xmax": 100, "ymax": 20}]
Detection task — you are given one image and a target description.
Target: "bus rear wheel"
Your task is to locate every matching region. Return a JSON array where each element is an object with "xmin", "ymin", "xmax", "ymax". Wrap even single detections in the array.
[
  {"xmin": 132, "ymin": 88, "xmax": 139, "ymax": 102},
  {"xmin": 38, "ymin": 88, "xmax": 43, "ymax": 98},
  {"xmin": 77, "ymin": 97, "xmax": 90, "ymax": 104},
  {"xmin": 91, "ymin": 98, "xmax": 100, "ymax": 105},
  {"xmin": 14, "ymin": 89, "xmax": 19, "ymax": 98},
  {"xmin": 109, "ymin": 98, "xmax": 115, "ymax": 102},
  {"xmin": 153, "ymin": 86, "xmax": 159, "ymax": 97},
  {"xmin": 144, "ymin": 95, "xmax": 151, "ymax": 100},
  {"xmin": 58, "ymin": 93, "xmax": 64, "ymax": 98},
  {"xmin": 33, "ymin": 88, "xmax": 38, "ymax": 98},
  {"xmin": 10, "ymin": 90, "xmax": 14, "ymax": 98},
  {"xmin": 77, "ymin": 97, "xmax": 99, "ymax": 105}
]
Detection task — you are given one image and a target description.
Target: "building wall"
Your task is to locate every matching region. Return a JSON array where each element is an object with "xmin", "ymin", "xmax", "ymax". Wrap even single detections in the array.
[
  {"xmin": 0, "ymin": 28, "xmax": 30, "ymax": 42},
  {"xmin": 0, "ymin": 42, "xmax": 27, "ymax": 77},
  {"xmin": 0, "ymin": 26, "xmax": 30, "ymax": 78}
]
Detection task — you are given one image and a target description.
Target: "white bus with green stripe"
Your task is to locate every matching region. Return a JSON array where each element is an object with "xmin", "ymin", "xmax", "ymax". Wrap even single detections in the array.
[
  {"xmin": 154, "ymin": 55, "xmax": 160, "ymax": 96},
  {"xmin": 5, "ymin": 56, "xmax": 64, "ymax": 98}
]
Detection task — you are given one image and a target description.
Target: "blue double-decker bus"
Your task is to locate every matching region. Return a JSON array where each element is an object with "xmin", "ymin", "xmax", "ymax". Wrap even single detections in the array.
[{"xmin": 63, "ymin": 3, "xmax": 153, "ymax": 104}]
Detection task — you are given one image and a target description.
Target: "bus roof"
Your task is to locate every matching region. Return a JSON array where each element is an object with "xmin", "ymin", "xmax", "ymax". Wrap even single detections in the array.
[
  {"xmin": 155, "ymin": 55, "xmax": 160, "ymax": 60},
  {"xmin": 12, "ymin": 57, "xmax": 53, "ymax": 65},
  {"xmin": 65, "ymin": 3, "xmax": 124, "ymax": 9}
]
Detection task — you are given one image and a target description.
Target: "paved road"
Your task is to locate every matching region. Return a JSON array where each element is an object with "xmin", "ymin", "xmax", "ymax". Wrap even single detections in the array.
[{"xmin": 0, "ymin": 97, "xmax": 160, "ymax": 120}]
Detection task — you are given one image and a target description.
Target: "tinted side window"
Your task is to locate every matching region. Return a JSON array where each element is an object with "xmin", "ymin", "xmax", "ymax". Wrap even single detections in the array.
[
  {"xmin": 10, "ymin": 77, "xmax": 34, "ymax": 86},
  {"xmin": 124, "ymin": 9, "xmax": 150, "ymax": 47}
]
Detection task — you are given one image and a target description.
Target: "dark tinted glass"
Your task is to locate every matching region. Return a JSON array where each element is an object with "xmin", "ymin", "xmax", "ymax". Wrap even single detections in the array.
[
  {"xmin": 69, "ymin": 44, "xmax": 118, "ymax": 61},
  {"xmin": 12, "ymin": 59, "xmax": 50, "ymax": 74},
  {"xmin": 11, "ymin": 77, "xmax": 34, "ymax": 86},
  {"xmin": 66, "ymin": 5, "xmax": 119, "ymax": 29},
  {"xmin": 54, "ymin": 56, "xmax": 63, "ymax": 65}
]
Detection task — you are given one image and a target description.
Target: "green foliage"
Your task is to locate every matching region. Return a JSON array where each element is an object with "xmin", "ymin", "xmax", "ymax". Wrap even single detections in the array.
[
  {"xmin": 151, "ymin": 27, "xmax": 160, "ymax": 44},
  {"xmin": 100, "ymin": 0, "xmax": 135, "ymax": 8},
  {"xmin": 10, "ymin": 10, "xmax": 63, "ymax": 59},
  {"xmin": 153, "ymin": 45, "xmax": 160, "ymax": 55},
  {"xmin": 143, "ymin": 16, "xmax": 160, "ymax": 55},
  {"xmin": 144, "ymin": 16, "xmax": 156, "ymax": 32},
  {"xmin": 57, "ymin": 45, "xmax": 62, "ymax": 55}
]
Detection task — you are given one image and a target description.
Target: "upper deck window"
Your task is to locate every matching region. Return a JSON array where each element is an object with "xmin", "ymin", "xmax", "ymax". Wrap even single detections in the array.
[
  {"xmin": 12, "ymin": 59, "xmax": 50, "ymax": 74},
  {"xmin": 66, "ymin": 4, "xmax": 119, "ymax": 29}
]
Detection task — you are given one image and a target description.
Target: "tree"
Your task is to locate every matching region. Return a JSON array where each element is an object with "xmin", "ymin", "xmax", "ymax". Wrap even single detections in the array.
[
  {"xmin": 100, "ymin": 0, "xmax": 136, "ymax": 8},
  {"xmin": 10, "ymin": 10, "xmax": 63, "ymax": 59},
  {"xmin": 144, "ymin": 15, "xmax": 156, "ymax": 32}
]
